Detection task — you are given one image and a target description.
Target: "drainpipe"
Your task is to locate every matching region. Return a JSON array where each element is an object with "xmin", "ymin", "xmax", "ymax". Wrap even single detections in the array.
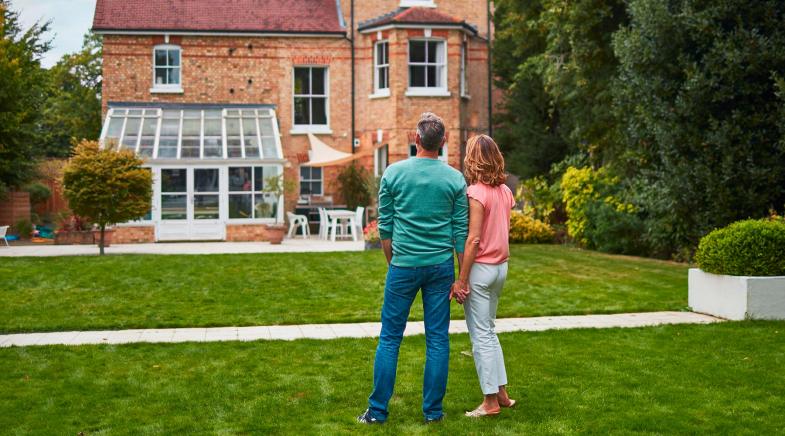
[
  {"xmin": 351, "ymin": 0, "xmax": 356, "ymax": 154},
  {"xmin": 487, "ymin": 0, "xmax": 493, "ymax": 137}
]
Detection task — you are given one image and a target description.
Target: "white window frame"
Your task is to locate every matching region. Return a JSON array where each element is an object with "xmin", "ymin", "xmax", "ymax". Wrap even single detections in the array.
[
  {"xmin": 460, "ymin": 41, "xmax": 470, "ymax": 98},
  {"xmin": 151, "ymin": 44, "xmax": 183, "ymax": 93},
  {"xmin": 371, "ymin": 40, "xmax": 391, "ymax": 99},
  {"xmin": 400, "ymin": 0, "xmax": 436, "ymax": 7},
  {"xmin": 299, "ymin": 166, "xmax": 324, "ymax": 196},
  {"xmin": 406, "ymin": 38, "xmax": 450, "ymax": 97},
  {"xmin": 227, "ymin": 166, "xmax": 279, "ymax": 222},
  {"xmin": 374, "ymin": 144, "xmax": 389, "ymax": 177},
  {"xmin": 291, "ymin": 66, "xmax": 331, "ymax": 135}
]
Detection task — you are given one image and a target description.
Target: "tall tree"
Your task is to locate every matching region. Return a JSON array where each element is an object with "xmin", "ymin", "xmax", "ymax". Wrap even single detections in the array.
[
  {"xmin": 614, "ymin": 0, "xmax": 785, "ymax": 256},
  {"xmin": 492, "ymin": 0, "xmax": 628, "ymax": 178},
  {"xmin": 0, "ymin": 0, "xmax": 50, "ymax": 196},
  {"xmin": 39, "ymin": 32, "xmax": 102, "ymax": 158}
]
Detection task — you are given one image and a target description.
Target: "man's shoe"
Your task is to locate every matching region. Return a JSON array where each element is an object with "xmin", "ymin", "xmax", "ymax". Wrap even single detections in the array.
[
  {"xmin": 424, "ymin": 415, "xmax": 444, "ymax": 424},
  {"xmin": 357, "ymin": 409, "xmax": 383, "ymax": 424}
]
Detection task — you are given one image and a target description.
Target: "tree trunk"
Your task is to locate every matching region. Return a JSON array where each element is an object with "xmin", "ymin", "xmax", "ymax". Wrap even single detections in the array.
[{"xmin": 99, "ymin": 224, "xmax": 105, "ymax": 256}]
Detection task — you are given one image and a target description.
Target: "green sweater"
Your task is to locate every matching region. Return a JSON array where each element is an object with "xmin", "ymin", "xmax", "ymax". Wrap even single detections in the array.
[{"xmin": 378, "ymin": 157, "xmax": 468, "ymax": 267}]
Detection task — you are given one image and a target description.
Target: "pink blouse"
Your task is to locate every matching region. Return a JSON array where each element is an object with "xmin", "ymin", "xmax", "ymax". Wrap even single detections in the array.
[{"xmin": 467, "ymin": 183, "xmax": 515, "ymax": 264}]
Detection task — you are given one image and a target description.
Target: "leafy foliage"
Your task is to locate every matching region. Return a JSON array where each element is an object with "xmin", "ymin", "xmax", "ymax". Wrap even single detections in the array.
[
  {"xmin": 695, "ymin": 219, "xmax": 785, "ymax": 276},
  {"xmin": 492, "ymin": 0, "xmax": 628, "ymax": 178},
  {"xmin": 509, "ymin": 211, "xmax": 555, "ymax": 244},
  {"xmin": 336, "ymin": 163, "xmax": 373, "ymax": 210},
  {"xmin": 62, "ymin": 140, "xmax": 152, "ymax": 254},
  {"xmin": 23, "ymin": 182, "xmax": 51, "ymax": 206},
  {"xmin": 38, "ymin": 33, "xmax": 102, "ymax": 157},
  {"xmin": 613, "ymin": 0, "xmax": 785, "ymax": 256},
  {"xmin": 0, "ymin": 1, "xmax": 50, "ymax": 196}
]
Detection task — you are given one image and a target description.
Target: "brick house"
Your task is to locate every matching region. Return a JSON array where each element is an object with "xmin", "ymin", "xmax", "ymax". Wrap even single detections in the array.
[{"xmin": 92, "ymin": 0, "xmax": 494, "ymax": 243}]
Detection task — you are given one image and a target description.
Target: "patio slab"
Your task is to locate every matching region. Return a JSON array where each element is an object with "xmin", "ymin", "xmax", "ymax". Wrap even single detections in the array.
[
  {"xmin": 0, "ymin": 238, "xmax": 364, "ymax": 257},
  {"xmin": 0, "ymin": 311, "xmax": 724, "ymax": 348}
]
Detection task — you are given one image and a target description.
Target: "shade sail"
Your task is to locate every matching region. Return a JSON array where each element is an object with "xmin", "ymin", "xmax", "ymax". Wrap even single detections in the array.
[{"xmin": 305, "ymin": 133, "xmax": 356, "ymax": 167}]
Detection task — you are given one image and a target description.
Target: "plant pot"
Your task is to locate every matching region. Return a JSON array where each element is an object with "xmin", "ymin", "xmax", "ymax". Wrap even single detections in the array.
[
  {"xmin": 92, "ymin": 229, "xmax": 114, "ymax": 247},
  {"xmin": 365, "ymin": 241, "xmax": 382, "ymax": 250},
  {"xmin": 54, "ymin": 230, "xmax": 95, "ymax": 245},
  {"xmin": 266, "ymin": 224, "xmax": 287, "ymax": 245},
  {"xmin": 688, "ymin": 268, "xmax": 785, "ymax": 320}
]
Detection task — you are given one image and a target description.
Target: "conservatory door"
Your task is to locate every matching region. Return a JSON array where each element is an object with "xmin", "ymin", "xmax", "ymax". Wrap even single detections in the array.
[{"xmin": 158, "ymin": 167, "xmax": 224, "ymax": 241}]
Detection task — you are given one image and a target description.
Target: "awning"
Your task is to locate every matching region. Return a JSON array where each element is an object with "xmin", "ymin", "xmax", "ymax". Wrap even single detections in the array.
[{"xmin": 305, "ymin": 133, "xmax": 393, "ymax": 168}]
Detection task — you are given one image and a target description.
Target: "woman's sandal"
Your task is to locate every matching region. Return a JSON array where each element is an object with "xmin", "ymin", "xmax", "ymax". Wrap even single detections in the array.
[
  {"xmin": 465, "ymin": 406, "xmax": 501, "ymax": 418},
  {"xmin": 500, "ymin": 399, "xmax": 517, "ymax": 408}
]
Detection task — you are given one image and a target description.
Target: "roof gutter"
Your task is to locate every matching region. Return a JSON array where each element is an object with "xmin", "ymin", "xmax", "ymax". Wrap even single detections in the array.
[
  {"xmin": 92, "ymin": 29, "xmax": 347, "ymax": 38},
  {"xmin": 357, "ymin": 22, "xmax": 478, "ymax": 35}
]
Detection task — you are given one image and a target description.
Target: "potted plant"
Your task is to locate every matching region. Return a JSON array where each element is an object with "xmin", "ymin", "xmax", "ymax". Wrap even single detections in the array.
[
  {"xmin": 262, "ymin": 172, "xmax": 296, "ymax": 245},
  {"xmin": 363, "ymin": 220, "xmax": 381, "ymax": 250},
  {"xmin": 688, "ymin": 216, "xmax": 785, "ymax": 320}
]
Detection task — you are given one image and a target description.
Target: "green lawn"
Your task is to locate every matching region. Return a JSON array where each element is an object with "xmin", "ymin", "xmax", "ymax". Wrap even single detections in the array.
[
  {"xmin": 1, "ymin": 245, "xmax": 688, "ymax": 333},
  {"xmin": 2, "ymin": 321, "xmax": 783, "ymax": 434}
]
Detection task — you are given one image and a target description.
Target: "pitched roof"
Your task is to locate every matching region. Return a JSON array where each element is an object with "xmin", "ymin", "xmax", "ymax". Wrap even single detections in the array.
[
  {"xmin": 92, "ymin": 0, "xmax": 345, "ymax": 35},
  {"xmin": 358, "ymin": 7, "xmax": 477, "ymax": 34}
]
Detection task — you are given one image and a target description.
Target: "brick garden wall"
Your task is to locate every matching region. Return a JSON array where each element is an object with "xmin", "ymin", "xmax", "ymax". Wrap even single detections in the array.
[
  {"xmin": 0, "ymin": 192, "xmax": 31, "ymax": 227},
  {"xmin": 113, "ymin": 226, "xmax": 155, "ymax": 244},
  {"xmin": 225, "ymin": 224, "xmax": 271, "ymax": 242}
]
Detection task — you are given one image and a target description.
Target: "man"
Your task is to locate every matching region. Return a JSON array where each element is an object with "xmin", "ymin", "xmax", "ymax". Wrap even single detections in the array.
[{"xmin": 357, "ymin": 113, "xmax": 468, "ymax": 424}]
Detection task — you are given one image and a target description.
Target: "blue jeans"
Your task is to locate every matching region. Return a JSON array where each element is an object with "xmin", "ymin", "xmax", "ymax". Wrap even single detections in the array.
[{"xmin": 368, "ymin": 258, "xmax": 453, "ymax": 422}]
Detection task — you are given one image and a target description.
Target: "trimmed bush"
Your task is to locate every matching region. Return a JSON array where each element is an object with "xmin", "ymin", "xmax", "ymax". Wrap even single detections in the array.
[
  {"xmin": 509, "ymin": 211, "xmax": 555, "ymax": 244},
  {"xmin": 695, "ymin": 219, "xmax": 785, "ymax": 277}
]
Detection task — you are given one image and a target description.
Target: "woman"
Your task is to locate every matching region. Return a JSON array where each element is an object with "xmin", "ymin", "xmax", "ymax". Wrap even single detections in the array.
[{"xmin": 452, "ymin": 134, "xmax": 516, "ymax": 418}]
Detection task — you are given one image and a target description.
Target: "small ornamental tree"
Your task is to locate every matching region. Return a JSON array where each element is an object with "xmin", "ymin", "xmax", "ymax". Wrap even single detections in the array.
[{"xmin": 62, "ymin": 140, "xmax": 152, "ymax": 255}]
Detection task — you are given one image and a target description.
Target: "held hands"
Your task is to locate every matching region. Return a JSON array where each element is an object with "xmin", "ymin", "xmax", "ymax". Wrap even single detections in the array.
[{"xmin": 449, "ymin": 279, "xmax": 470, "ymax": 304}]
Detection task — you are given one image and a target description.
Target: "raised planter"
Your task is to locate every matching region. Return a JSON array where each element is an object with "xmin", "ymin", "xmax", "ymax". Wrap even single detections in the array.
[
  {"xmin": 54, "ymin": 230, "xmax": 94, "ymax": 245},
  {"xmin": 92, "ymin": 229, "xmax": 114, "ymax": 247},
  {"xmin": 688, "ymin": 268, "xmax": 785, "ymax": 320}
]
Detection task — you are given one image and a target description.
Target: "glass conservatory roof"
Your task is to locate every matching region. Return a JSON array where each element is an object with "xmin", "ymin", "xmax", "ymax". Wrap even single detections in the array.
[{"xmin": 100, "ymin": 104, "xmax": 284, "ymax": 161}]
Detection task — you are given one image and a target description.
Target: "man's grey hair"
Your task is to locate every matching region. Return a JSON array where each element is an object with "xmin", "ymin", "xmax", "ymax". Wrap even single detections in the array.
[{"xmin": 416, "ymin": 112, "xmax": 445, "ymax": 152}]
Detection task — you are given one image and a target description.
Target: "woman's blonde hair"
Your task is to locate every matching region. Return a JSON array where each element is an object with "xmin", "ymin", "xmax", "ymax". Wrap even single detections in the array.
[{"xmin": 463, "ymin": 134, "xmax": 507, "ymax": 186}]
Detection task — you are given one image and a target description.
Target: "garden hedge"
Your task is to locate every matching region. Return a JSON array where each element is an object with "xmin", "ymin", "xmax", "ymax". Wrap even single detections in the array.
[{"xmin": 695, "ymin": 219, "xmax": 785, "ymax": 277}]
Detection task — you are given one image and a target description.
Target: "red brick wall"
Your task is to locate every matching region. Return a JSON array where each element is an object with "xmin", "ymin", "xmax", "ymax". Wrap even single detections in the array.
[
  {"xmin": 0, "ymin": 192, "xmax": 31, "ymax": 227},
  {"xmin": 225, "ymin": 224, "xmax": 272, "ymax": 241},
  {"xmin": 113, "ymin": 226, "xmax": 155, "ymax": 244}
]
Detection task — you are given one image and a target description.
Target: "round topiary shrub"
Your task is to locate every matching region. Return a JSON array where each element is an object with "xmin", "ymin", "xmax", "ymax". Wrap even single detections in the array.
[{"xmin": 695, "ymin": 219, "xmax": 785, "ymax": 276}]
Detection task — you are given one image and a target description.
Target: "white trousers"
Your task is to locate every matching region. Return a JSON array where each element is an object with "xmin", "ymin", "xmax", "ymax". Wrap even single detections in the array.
[{"xmin": 463, "ymin": 261, "xmax": 509, "ymax": 395}]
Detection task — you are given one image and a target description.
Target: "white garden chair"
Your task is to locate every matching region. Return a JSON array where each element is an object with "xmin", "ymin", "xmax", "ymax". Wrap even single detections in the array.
[
  {"xmin": 0, "ymin": 226, "xmax": 9, "ymax": 247},
  {"xmin": 286, "ymin": 212, "xmax": 310, "ymax": 239}
]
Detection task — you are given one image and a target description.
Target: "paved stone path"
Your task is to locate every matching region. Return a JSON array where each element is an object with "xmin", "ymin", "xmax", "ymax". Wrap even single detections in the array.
[
  {"xmin": 0, "ymin": 238, "xmax": 364, "ymax": 257},
  {"xmin": 0, "ymin": 311, "xmax": 722, "ymax": 348}
]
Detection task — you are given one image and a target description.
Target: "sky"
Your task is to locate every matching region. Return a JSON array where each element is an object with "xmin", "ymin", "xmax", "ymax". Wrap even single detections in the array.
[{"xmin": 12, "ymin": 0, "xmax": 97, "ymax": 68}]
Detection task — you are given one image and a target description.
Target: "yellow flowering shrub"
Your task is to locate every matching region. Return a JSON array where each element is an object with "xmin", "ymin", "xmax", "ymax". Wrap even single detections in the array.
[{"xmin": 509, "ymin": 211, "xmax": 556, "ymax": 243}]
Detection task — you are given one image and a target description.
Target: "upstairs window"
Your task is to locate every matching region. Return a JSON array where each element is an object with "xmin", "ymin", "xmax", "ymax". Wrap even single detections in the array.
[
  {"xmin": 293, "ymin": 67, "xmax": 329, "ymax": 129},
  {"xmin": 374, "ymin": 41, "xmax": 389, "ymax": 94},
  {"xmin": 408, "ymin": 40, "xmax": 447, "ymax": 95},
  {"xmin": 153, "ymin": 45, "xmax": 181, "ymax": 91}
]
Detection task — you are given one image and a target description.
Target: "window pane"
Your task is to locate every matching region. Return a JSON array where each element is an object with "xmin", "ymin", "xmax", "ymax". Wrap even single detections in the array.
[
  {"xmin": 168, "ymin": 68, "xmax": 180, "ymax": 85},
  {"xmin": 427, "ymin": 41, "xmax": 440, "ymax": 63},
  {"xmin": 410, "ymin": 65, "xmax": 426, "ymax": 87},
  {"xmin": 168, "ymin": 49, "xmax": 180, "ymax": 66},
  {"xmin": 229, "ymin": 194, "xmax": 252, "ymax": 219},
  {"xmin": 294, "ymin": 97, "xmax": 310, "ymax": 125},
  {"xmin": 204, "ymin": 137, "xmax": 222, "ymax": 158},
  {"xmin": 427, "ymin": 65, "xmax": 437, "ymax": 87},
  {"xmin": 311, "ymin": 68, "xmax": 326, "ymax": 95},
  {"xmin": 120, "ymin": 117, "xmax": 141, "ymax": 151},
  {"xmin": 254, "ymin": 167, "xmax": 265, "ymax": 192},
  {"xmin": 261, "ymin": 137, "xmax": 278, "ymax": 159},
  {"xmin": 106, "ymin": 116, "xmax": 124, "ymax": 140},
  {"xmin": 194, "ymin": 195, "xmax": 219, "ymax": 219},
  {"xmin": 242, "ymin": 117, "xmax": 258, "ymax": 137},
  {"xmin": 259, "ymin": 118, "xmax": 275, "ymax": 137},
  {"xmin": 161, "ymin": 195, "xmax": 187, "ymax": 220},
  {"xmin": 141, "ymin": 117, "xmax": 157, "ymax": 135},
  {"xmin": 161, "ymin": 169, "xmax": 187, "ymax": 192},
  {"xmin": 311, "ymin": 167, "xmax": 322, "ymax": 178},
  {"xmin": 244, "ymin": 136, "xmax": 260, "ymax": 158},
  {"xmin": 181, "ymin": 138, "xmax": 200, "ymax": 158},
  {"xmin": 227, "ymin": 138, "xmax": 242, "ymax": 158},
  {"xmin": 182, "ymin": 118, "xmax": 200, "ymax": 136},
  {"xmin": 300, "ymin": 166, "xmax": 310, "ymax": 179},
  {"xmin": 254, "ymin": 194, "xmax": 277, "ymax": 219},
  {"xmin": 294, "ymin": 68, "xmax": 310, "ymax": 94},
  {"xmin": 158, "ymin": 138, "xmax": 178, "ymax": 158},
  {"xmin": 225, "ymin": 117, "xmax": 240, "ymax": 135},
  {"xmin": 311, "ymin": 97, "xmax": 327, "ymax": 125},
  {"xmin": 155, "ymin": 68, "xmax": 167, "ymax": 85},
  {"xmin": 155, "ymin": 50, "xmax": 167, "ymax": 66},
  {"xmin": 194, "ymin": 169, "xmax": 219, "ymax": 192},
  {"xmin": 229, "ymin": 167, "xmax": 252, "ymax": 191},
  {"xmin": 410, "ymin": 41, "xmax": 426, "ymax": 63},
  {"xmin": 379, "ymin": 67, "xmax": 388, "ymax": 89}
]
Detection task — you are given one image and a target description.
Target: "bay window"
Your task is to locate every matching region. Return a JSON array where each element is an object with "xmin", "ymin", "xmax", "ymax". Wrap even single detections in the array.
[{"xmin": 407, "ymin": 40, "xmax": 448, "ymax": 96}]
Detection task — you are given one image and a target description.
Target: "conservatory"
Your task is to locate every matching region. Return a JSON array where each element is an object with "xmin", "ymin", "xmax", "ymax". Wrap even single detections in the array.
[{"xmin": 99, "ymin": 103, "xmax": 286, "ymax": 241}]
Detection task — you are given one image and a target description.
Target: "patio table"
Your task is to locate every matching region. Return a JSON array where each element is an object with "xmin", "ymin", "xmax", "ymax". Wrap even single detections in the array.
[{"xmin": 326, "ymin": 209, "xmax": 358, "ymax": 242}]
